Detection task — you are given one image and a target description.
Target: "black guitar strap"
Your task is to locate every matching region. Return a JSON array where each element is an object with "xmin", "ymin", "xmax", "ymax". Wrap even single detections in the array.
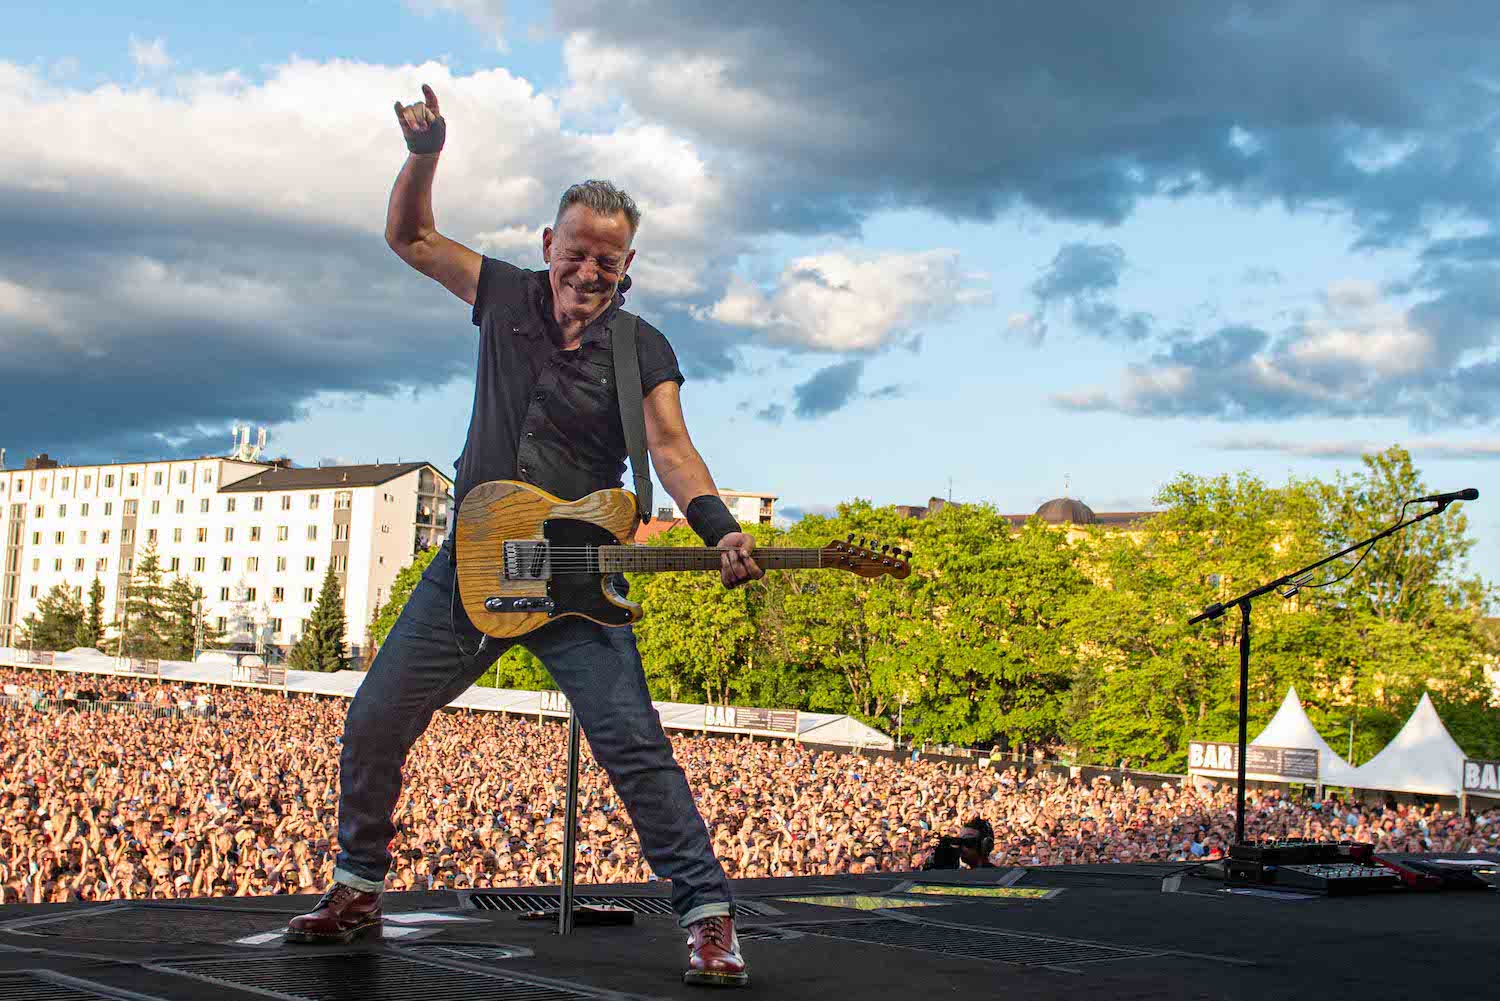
[{"xmin": 612, "ymin": 310, "xmax": 653, "ymax": 522}]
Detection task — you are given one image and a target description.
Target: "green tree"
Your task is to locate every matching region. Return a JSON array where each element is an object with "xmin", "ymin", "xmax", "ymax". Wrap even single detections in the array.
[
  {"xmin": 114, "ymin": 543, "xmax": 172, "ymax": 659},
  {"xmin": 18, "ymin": 584, "xmax": 85, "ymax": 651},
  {"xmin": 290, "ymin": 565, "xmax": 348, "ymax": 672},
  {"xmin": 369, "ymin": 547, "xmax": 440, "ymax": 648},
  {"xmin": 163, "ymin": 577, "xmax": 217, "ymax": 661},
  {"xmin": 75, "ymin": 576, "xmax": 105, "ymax": 650}
]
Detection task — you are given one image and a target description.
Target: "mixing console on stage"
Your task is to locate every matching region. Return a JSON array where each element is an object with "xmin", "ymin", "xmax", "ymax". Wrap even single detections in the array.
[{"xmin": 1213, "ymin": 842, "xmax": 1498, "ymax": 896}]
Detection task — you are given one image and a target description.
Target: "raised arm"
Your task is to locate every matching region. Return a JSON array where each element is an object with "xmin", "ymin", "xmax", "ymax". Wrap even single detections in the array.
[{"xmin": 386, "ymin": 84, "xmax": 481, "ymax": 306}]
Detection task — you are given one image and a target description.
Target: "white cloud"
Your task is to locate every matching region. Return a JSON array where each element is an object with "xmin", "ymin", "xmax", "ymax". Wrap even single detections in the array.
[
  {"xmin": 695, "ymin": 250, "xmax": 990, "ymax": 351},
  {"xmin": 404, "ymin": 0, "xmax": 510, "ymax": 50},
  {"xmin": 1213, "ymin": 436, "xmax": 1500, "ymax": 460},
  {"xmin": 128, "ymin": 36, "xmax": 172, "ymax": 73}
]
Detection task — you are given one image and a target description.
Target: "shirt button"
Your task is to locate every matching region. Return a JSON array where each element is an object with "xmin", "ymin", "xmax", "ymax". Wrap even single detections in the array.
[{"xmin": 534, "ymin": 392, "xmax": 545, "ymax": 402}]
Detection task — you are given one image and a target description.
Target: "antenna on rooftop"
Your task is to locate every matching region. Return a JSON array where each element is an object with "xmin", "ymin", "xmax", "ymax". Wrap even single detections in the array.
[
  {"xmin": 0, "ymin": 448, "xmax": 6, "ymax": 470},
  {"xmin": 1064, "ymin": 473, "xmax": 1070, "ymax": 498},
  {"xmin": 229, "ymin": 424, "xmax": 268, "ymax": 463}
]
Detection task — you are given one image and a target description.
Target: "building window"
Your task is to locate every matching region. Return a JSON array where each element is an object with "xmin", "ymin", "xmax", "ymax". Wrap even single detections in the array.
[
  {"xmin": 154, "ymin": 471, "xmax": 163, "ymax": 486},
  {"xmin": 306, "ymin": 525, "xmax": 317, "ymax": 541},
  {"xmin": 175, "ymin": 500, "xmax": 185, "ymax": 514},
  {"xmin": 253, "ymin": 496, "xmax": 263, "ymax": 512},
  {"xmin": 305, "ymin": 557, "xmax": 316, "ymax": 572},
  {"xmin": 96, "ymin": 558, "xmax": 108, "ymax": 572},
  {"xmin": 216, "ymin": 616, "xmax": 227, "ymax": 632},
  {"xmin": 150, "ymin": 500, "xmax": 160, "ymax": 515},
  {"xmin": 35, "ymin": 504, "xmax": 46, "ymax": 518},
  {"xmin": 124, "ymin": 499, "xmax": 137, "ymax": 515},
  {"xmin": 147, "ymin": 529, "xmax": 157, "ymax": 544},
  {"xmin": 202, "ymin": 469, "xmax": 213, "ymax": 483},
  {"xmin": 29, "ymin": 585, "xmax": 37, "ymax": 599},
  {"xmin": 104, "ymin": 502, "xmax": 112, "ymax": 517},
  {"xmin": 196, "ymin": 527, "xmax": 207, "ymax": 543},
  {"xmin": 193, "ymin": 557, "xmax": 205, "ymax": 572},
  {"xmin": 335, "ymin": 523, "xmax": 349, "ymax": 541},
  {"xmin": 78, "ymin": 531, "xmax": 87, "ymax": 544},
  {"xmin": 247, "ymin": 557, "xmax": 259, "ymax": 572},
  {"xmin": 245, "ymin": 587, "xmax": 257, "ymax": 601},
  {"xmin": 128, "ymin": 473, "xmax": 139, "ymax": 487},
  {"xmin": 219, "ymin": 587, "xmax": 231, "ymax": 601},
  {"xmin": 120, "ymin": 528, "xmax": 133, "ymax": 544},
  {"xmin": 272, "ymin": 587, "xmax": 284, "ymax": 602},
  {"xmin": 169, "ymin": 557, "xmax": 180, "ymax": 572},
  {"xmin": 122, "ymin": 557, "xmax": 132, "ymax": 573},
  {"xmin": 74, "ymin": 558, "xmax": 85, "ymax": 571},
  {"xmin": 225, "ymin": 527, "xmax": 234, "ymax": 542},
  {"xmin": 221, "ymin": 557, "xmax": 232, "ymax": 572},
  {"xmin": 332, "ymin": 555, "xmax": 347, "ymax": 572},
  {"xmin": 173, "ymin": 528, "xmax": 183, "ymax": 543},
  {"xmin": 30, "ymin": 532, "xmax": 39, "ymax": 545},
  {"xmin": 81, "ymin": 503, "xmax": 89, "ymax": 517},
  {"xmin": 53, "ymin": 558, "xmax": 62, "ymax": 572},
  {"xmin": 225, "ymin": 497, "xmax": 237, "ymax": 513},
  {"xmin": 302, "ymin": 587, "xmax": 313, "ymax": 602},
  {"xmin": 57, "ymin": 504, "xmax": 66, "ymax": 517},
  {"xmin": 104, "ymin": 474, "xmax": 115, "ymax": 488},
  {"xmin": 100, "ymin": 530, "xmax": 110, "ymax": 544},
  {"xmin": 277, "ymin": 526, "xmax": 289, "ymax": 542},
  {"xmin": 309, "ymin": 494, "xmax": 320, "ymax": 510},
  {"xmin": 281, "ymin": 496, "xmax": 292, "ymax": 511},
  {"xmin": 200, "ymin": 498, "xmax": 210, "ymax": 513},
  {"xmin": 61, "ymin": 477, "xmax": 70, "ymax": 490},
  {"xmin": 178, "ymin": 470, "xmax": 188, "ymax": 485},
  {"xmin": 250, "ymin": 526, "xmax": 261, "ymax": 542},
  {"xmin": 276, "ymin": 557, "xmax": 287, "ymax": 572},
  {"xmin": 335, "ymin": 492, "xmax": 352, "ymax": 510},
  {"xmin": 53, "ymin": 531, "xmax": 64, "ymax": 544},
  {"xmin": 31, "ymin": 558, "xmax": 39, "ymax": 572}
]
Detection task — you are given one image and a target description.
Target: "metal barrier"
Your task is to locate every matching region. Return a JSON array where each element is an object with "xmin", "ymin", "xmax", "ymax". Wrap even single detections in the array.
[{"xmin": 0, "ymin": 695, "xmax": 215, "ymax": 721}]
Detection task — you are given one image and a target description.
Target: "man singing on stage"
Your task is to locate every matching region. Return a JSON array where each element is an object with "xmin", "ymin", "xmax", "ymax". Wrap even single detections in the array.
[{"xmin": 287, "ymin": 84, "xmax": 760, "ymax": 989}]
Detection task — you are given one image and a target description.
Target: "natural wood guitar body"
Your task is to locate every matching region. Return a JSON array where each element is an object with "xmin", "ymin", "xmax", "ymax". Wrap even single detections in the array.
[{"xmin": 455, "ymin": 480, "xmax": 641, "ymax": 638}]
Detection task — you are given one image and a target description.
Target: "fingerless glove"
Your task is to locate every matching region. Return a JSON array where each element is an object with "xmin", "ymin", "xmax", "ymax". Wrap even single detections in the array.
[
  {"xmin": 406, "ymin": 116, "xmax": 446, "ymax": 155},
  {"xmin": 686, "ymin": 495, "xmax": 740, "ymax": 547}
]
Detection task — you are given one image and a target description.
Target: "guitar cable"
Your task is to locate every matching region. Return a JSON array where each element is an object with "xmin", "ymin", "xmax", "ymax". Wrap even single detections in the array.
[{"xmin": 449, "ymin": 549, "xmax": 489, "ymax": 664}]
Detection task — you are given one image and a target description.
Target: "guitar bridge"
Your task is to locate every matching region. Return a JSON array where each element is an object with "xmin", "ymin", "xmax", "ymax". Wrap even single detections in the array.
[{"xmin": 503, "ymin": 540, "xmax": 551, "ymax": 581}]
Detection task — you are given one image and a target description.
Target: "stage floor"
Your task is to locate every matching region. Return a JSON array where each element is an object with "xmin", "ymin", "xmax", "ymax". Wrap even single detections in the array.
[{"xmin": 1, "ymin": 856, "xmax": 1495, "ymax": 1000}]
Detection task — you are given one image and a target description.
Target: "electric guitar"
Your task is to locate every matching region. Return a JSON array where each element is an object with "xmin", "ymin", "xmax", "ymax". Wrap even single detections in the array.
[{"xmin": 455, "ymin": 480, "xmax": 912, "ymax": 639}]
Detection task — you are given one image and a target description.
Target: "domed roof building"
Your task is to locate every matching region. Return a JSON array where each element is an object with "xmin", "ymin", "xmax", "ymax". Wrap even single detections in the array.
[{"xmin": 1033, "ymin": 497, "xmax": 1098, "ymax": 525}]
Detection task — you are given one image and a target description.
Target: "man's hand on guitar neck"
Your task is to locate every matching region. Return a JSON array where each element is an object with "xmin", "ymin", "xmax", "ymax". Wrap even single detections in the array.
[{"xmin": 718, "ymin": 533, "xmax": 764, "ymax": 590}]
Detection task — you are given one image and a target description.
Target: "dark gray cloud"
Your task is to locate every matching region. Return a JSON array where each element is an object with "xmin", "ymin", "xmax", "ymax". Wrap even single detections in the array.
[
  {"xmin": 557, "ymin": 1, "xmax": 1500, "ymax": 249},
  {"xmin": 1021, "ymin": 242, "xmax": 1154, "ymax": 342},
  {"xmin": 791, "ymin": 359, "xmax": 865, "ymax": 419}
]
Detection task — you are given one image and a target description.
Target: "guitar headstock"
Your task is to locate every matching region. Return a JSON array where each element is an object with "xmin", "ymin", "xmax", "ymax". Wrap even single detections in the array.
[{"xmin": 823, "ymin": 535, "xmax": 913, "ymax": 580}]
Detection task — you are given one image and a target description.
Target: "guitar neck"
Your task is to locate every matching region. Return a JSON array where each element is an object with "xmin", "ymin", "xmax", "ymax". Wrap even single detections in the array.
[{"xmin": 597, "ymin": 546, "xmax": 826, "ymax": 573}]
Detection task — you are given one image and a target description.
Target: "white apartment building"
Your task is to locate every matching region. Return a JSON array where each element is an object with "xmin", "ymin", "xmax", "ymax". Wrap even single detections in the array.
[
  {"xmin": 660, "ymin": 490, "xmax": 777, "ymax": 526},
  {"xmin": 0, "ymin": 453, "xmax": 452, "ymax": 662}
]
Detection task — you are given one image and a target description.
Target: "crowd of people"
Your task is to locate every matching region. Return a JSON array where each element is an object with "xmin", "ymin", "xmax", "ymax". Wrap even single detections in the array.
[{"xmin": 1, "ymin": 666, "xmax": 1496, "ymax": 905}]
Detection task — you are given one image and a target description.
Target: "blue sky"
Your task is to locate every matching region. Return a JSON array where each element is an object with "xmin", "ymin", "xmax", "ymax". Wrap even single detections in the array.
[{"xmin": 2, "ymin": 1, "xmax": 1497, "ymax": 589}]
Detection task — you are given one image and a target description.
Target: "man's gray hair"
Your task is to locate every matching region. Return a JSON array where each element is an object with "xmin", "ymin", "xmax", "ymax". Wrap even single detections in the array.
[{"xmin": 556, "ymin": 180, "xmax": 641, "ymax": 237}]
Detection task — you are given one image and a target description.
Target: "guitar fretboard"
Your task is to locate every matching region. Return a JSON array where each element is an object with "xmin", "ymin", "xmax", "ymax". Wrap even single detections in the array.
[{"xmin": 594, "ymin": 546, "xmax": 826, "ymax": 573}]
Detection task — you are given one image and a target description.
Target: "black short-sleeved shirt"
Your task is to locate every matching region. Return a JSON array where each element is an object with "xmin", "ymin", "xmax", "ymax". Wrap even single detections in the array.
[{"xmin": 452, "ymin": 256, "xmax": 685, "ymax": 514}]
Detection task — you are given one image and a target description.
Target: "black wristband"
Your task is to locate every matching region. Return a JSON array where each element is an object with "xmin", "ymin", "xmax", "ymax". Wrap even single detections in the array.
[
  {"xmin": 405, "ymin": 116, "xmax": 446, "ymax": 155},
  {"xmin": 685, "ymin": 495, "xmax": 740, "ymax": 547}
]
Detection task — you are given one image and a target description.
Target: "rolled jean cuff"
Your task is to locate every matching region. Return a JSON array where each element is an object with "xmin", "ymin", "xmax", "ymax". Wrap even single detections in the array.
[
  {"xmin": 678, "ymin": 900, "xmax": 733, "ymax": 929},
  {"xmin": 332, "ymin": 867, "xmax": 385, "ymax": 894}
]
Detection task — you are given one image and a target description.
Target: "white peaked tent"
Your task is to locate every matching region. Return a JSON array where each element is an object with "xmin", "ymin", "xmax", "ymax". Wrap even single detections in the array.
[
  {"xmin": 1346, "ymin": 693, "xmax": 1466, "ymax": 796},
  {"xmin": 1251, "ymin": 686, "xmax": 1361, "ymax": 787}
]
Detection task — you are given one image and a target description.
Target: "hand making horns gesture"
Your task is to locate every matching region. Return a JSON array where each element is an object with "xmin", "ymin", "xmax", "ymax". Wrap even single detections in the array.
[{"xmin": 393, "ymin": 84, "xmax": 444, "ymax": 151}]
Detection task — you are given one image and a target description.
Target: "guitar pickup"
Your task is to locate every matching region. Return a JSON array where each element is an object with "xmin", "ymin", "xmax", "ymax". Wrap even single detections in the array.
[
  {"xmin": 503, "ymin": 541, "xmax": 551, "ymax": 580},
  {"xmin": 484, "ymin": 596, "xmax": 556, "ymax": 613}
]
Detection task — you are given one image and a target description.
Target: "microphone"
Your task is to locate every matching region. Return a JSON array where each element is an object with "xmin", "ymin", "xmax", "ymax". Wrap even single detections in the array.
[{"xmin": 1411, "ymin": 488, "xmax": 1478, "ymax": 505}]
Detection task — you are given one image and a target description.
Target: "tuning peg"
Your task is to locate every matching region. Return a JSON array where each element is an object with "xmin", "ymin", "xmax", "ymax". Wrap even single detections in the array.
[
  {"xmin": 847, "ymin": 533, "xmax": 854, "ymax": 543},
  {"xmin": 880, "ymin": 544, "xmax": 890, "ymax": 553},
  {"xmin": 902, "ymin": 549, "xmax": 912, "ymax": 560}
]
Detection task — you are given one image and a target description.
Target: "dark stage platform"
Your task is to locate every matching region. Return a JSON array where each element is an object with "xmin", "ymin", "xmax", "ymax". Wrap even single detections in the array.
[{"xmin": 2, "ymin": 857, "xmax": 1496, "ymax": 1000}]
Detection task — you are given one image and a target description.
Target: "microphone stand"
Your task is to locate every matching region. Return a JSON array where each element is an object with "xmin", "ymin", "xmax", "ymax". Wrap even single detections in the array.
[{"xmin": 1187, "ymin": 498, "xmax": 1460, "ymax": 846}]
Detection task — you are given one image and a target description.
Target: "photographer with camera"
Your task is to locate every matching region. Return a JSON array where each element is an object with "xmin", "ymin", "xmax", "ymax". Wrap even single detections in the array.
[{"xmin": 921, "ymin": 817, "xmax": 998, "ymax": 870}]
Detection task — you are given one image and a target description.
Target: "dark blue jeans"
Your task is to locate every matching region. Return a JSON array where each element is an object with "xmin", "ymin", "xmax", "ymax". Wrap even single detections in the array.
[{"xmin": 333, "ymin": 541, "xmax": 733, "ymax": 927}]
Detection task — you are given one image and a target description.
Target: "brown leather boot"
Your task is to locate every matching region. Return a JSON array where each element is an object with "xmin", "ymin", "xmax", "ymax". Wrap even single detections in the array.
[
  {"xmin": 683, "ymin": 914, "xmax": 749, "ymax": 988},
  {"xmin": 285, "ymin": 883, "xmax": 383, "ymax": 944}
]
